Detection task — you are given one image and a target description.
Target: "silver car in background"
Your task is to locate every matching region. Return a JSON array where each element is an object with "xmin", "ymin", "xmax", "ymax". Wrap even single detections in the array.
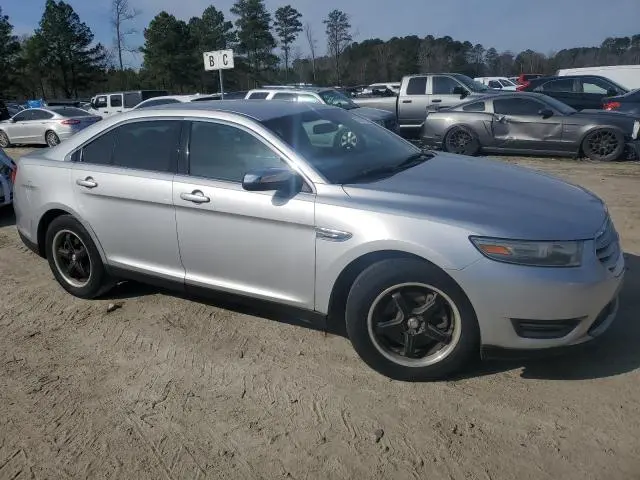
[
  {"xmin": 12, "ymin": 101, "xmax": 624, "ymax": 380},
  {"xmin": 0, "ymin": 147, "xmax": 15, "ymax": 207},
  {"xmin": 0, "ymin": 106, "xmax": 102, "ymax": 148}
]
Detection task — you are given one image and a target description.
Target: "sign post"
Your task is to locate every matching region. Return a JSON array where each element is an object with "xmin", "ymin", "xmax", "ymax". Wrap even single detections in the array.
[{"xmin": 203, "ymin": 49, "xmax": 234, "ymax": 99}]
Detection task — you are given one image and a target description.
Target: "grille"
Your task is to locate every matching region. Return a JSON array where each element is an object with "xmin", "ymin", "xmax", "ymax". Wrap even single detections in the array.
[{"xmin": 595, "ymin": 216, "xmax": 620, "ymax": 273}]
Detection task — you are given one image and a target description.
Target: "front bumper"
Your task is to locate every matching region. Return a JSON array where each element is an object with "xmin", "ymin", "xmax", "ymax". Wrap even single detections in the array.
[{"xmin": 448, "ymin": 245, "xmax": 625, "ymax": 351}]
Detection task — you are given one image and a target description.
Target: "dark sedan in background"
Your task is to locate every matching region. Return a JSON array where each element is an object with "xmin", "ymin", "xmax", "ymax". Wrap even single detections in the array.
[
  {"xmin": 603, "ymin": 89, "xmax": 640, "ymax": 115},
  {"xmin": 421, "ymin": 92, "xmax": 640, "ymax": 161},
  {"xmin": 518, "ymin": 75, "xmax": 628, "ymax": 111}
]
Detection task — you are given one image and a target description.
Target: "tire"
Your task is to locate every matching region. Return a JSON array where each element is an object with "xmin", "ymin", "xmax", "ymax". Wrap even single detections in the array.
[
  {"xmin": 45, "ymin": 215, "xmax": 113, "ymax": 298},
  {"xmin": 443, "ymin": 126, "xmax": 480, "ymax": 156},
  {"xmin": 45, "ymin": 130, "xmax": 60, "ymax": 147},
  {"xmin": 333, "ymin": 127, "xmax": 365, "ymax": 151},
  {"xmin": 345, "ymin": 258, "xmax": 480, "ymax": 381},
  {"xmin": 0, "ymin": 131, "xmax": 10, "ymax": 148},
  {"xmin": 581, "ymin": 128, "xmax": 624, "ymax": 162}
]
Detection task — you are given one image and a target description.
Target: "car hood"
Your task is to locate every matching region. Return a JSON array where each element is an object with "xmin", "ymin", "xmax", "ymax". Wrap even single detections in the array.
[
  {"xmin": 342, "ymin": 153, "xmax": 606, "ymax": 241},
  {"xmin": 352, "ymin": 106, "xmax": 395, "ymax": 121}
]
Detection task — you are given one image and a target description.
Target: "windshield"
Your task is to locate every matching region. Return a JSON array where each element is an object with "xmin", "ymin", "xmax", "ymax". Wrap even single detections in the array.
[
  {"xmin": 318, "ymin": 89, "xmax": 359, "ymax": 110},
  {"xmin": 261, "ymin": 108, "xmax": 421, "ymax": 184},
  {"xmin": 452, "ymin": 74, "xmax": 489, "ymax": 92},
  {"xmin": 541, "ymin": 95, "xmax": 577, "ymax": 115}
]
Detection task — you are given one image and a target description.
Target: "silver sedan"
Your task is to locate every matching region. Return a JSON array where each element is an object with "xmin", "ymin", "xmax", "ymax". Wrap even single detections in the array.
[
  {"xmin": 12, "ymin": 101, "xmax": 625, "ymax": 380},
  {"xmin": 0, "ymin": 107, "xmax": 102, "ymax": 148}
]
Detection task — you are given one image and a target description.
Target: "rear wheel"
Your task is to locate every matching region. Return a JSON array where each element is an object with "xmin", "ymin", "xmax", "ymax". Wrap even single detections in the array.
[
  {"xmin": 45, "ymin": 215, "xmax": 113, "ymax": 298},
  {"xmin": 45, "ymin": 131, "xmax": 60, "ymax": 147},
  {"xmin": 0, "ymin": 131, "xmax": 10, "ymax": 148},
  {"xmin": 582, "ymin": 129, "xmax": 623, "ymax": 162},
  {"xmin": 443, "ymin": 127, "xmax": 480, "ymax": 156},
  {"xmin": 345, "ymin": 258, "xmax": 480, "ymax": 381}
]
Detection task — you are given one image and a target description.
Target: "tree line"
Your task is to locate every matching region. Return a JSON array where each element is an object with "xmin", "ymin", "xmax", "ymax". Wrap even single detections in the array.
[{"xmin": 1, "ymin": 0, "xmax": 639, "ymax": 100}]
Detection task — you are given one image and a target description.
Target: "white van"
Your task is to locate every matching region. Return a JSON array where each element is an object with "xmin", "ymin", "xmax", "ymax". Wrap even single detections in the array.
[
  {"xmin": 474, "ymin": 77, "xmax": 518, "ymax": 91},
  {"xmin": 556, "ymin": 65, "xmax": 640, "ymax": 90},
  {"xmin": 88, "ymin": 90, "xmax": 168, "ymax": 117}
]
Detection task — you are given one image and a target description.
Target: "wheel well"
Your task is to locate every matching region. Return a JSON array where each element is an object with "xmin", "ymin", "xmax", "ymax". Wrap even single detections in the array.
[
  {"xmin": 37, "ymin": 209, "xmax": 70, "ymax": 257},
  {"xmin": 326, "ymin": 250, "xmax": 430, "ymax": 328}
]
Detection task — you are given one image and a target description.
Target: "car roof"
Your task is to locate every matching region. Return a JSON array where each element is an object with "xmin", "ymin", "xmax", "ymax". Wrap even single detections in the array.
[
  {"xmin": 248, "ymin": 87, "xmax": 329, "ymax": 94},
  {"xmin": 145, "ymin": 99, "xmax": 335, "ymax": 121}
]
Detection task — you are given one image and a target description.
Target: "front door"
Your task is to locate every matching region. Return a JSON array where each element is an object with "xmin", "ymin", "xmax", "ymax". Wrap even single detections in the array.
[
  {"xmin": 491, "ymin": 97, "xmax": 565, "ymax": 152},
  {"xmin": 429, "ymin": 75, "xmax": 469, "ymax": 110},
  {"xmin": 72, "ymin": 119, "xmax": 184, "ymax": 281},
  {"xmin": 173, "ymin": 119, "xmax": 316, "ymax": 309}
]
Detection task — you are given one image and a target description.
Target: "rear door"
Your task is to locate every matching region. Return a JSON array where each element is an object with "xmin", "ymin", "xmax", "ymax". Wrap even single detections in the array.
[
  {"xmin": 29, "ymin": 109, "xmax": 54, "ymax": 142},
  {"xmin": 71, "ymin": 119, "xmax": 184, "ymax": 281},
  {"xmin": 109, "ymin": 94, "xmax": 124, "ymax": 115},
  {"xmin": 537, "ymin": 78, "xmax": 580, "ymax": 109},
  {"xmin": 491, "ymin": 97, "xmax": 565, "ymax": 152}
]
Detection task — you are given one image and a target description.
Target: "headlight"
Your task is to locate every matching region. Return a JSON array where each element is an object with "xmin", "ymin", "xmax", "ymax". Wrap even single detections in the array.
[
  {"xmin": 632, "ymin": 120, "xmax": 639, "ymax": 140},
  {"xmin": 469, "ymin": 236, "xmax": 583, "ymax": 267}
]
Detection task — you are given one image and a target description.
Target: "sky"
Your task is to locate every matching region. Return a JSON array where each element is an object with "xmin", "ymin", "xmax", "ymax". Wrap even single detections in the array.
[{"xmin": 3, "ymin": 0, "xmax": 640, "ymax": 69}]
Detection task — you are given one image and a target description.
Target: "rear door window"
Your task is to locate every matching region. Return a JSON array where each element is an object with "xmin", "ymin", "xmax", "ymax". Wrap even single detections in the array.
[
  {"xmin": 494, "ymin": 98, "xmax": 543, "ymax": 115},
  {"xmin": 539, "ymin": 78, "xmax": 575, "ymax": 93},
  {"xmin": 488, "ymin": 80, "xmax": 502, "ymax": 89},
  {"xmin": 406, "ymin": 77, "xmax": 427, "ymax": 95},
  {"xmin": 109, "ymin": 95, "xmax": 123, "ymax": 108},
  {"xmin": 111, "ymin": 120, "xmax": 181, "ymax": 172},
  {"xmin": 248, "ymin": 92, "xmax": 269, "ymax": 99},
  {"xmin": 273, "ymin": 92, "xmax": 297, "ymax": 101},
  {"xmin": 30, "ymin": 110, "xmax": 54, "ymax": 120},
  {"xmin": 124, "ymin": 92, "xmax": 142, "ymax": 108}
]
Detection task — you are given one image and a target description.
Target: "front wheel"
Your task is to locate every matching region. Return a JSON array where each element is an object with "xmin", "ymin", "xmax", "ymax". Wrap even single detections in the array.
[
  {"xmin": 582, "ymin": 129, "xmax": 624, "ymax": 162},
  {"xmin": 345, "ymin": 258, "xmax": 480, "ymax": 381},
  {"xmin": 45, "ymin": 215, "xmax": 113, "ymax": 298}
]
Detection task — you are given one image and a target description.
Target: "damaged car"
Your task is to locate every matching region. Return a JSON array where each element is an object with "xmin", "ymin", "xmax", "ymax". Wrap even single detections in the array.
[{"xmin": 421, "ymin": 92, "xmax": 640, "ymax": 161}]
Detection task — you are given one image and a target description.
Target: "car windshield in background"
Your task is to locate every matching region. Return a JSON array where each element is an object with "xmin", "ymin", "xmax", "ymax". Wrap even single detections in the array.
[
  {"xmin": 318, "ymin": 90, "xmax": 359, "ymax": 110},
  {"xmin": 50, "ymin": 107, "xmax": 92, "ymax": 117},
  {"xmin": 541, "ymin": 95, "xmax": 577, "ymax": 115},
  {"xmin": 261, "ymin": 108, "xmax": 421, "ymax": 184},
  {"xmin": 452, "ymin": 74, "xmax": 489, "ymax": 92}
]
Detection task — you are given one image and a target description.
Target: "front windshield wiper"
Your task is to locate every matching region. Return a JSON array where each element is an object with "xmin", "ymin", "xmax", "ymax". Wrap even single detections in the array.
[{"xmin": 342, "ymin": 151, "xmax": 434, "ymax": 184}]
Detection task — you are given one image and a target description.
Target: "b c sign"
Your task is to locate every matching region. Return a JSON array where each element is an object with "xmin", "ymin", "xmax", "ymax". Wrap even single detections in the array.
[{"xmin": 203, "ymin": 50, "xmax": 235, "ymax": 71}]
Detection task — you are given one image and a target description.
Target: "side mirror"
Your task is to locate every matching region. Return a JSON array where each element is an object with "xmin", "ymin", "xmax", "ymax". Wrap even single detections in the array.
[
  {"xmin": 539, "ymin": 108, "xmax": 554, "ymax": 119},
  {"xmin": 242, "ymin": 167, "xmax": 302, "ymax": 193},
  {"xmin": 313, "ymin": 122, "xmax": 339, "ymax": 134},
  {"xmin": 453, "ymin": 86, "xmax": 468, "ymax": 98}
]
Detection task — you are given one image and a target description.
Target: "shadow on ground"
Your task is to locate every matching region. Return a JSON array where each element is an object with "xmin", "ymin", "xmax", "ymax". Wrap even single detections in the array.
[
  {"xmin": 0, "ymin": 207, "xmax": 15, "ymax": 227},
  {"xmin": 463, "ymin": 253, "xmax": 640, "ymax": 381},
  {"xmin": 106, "ymin": 253, "xmax": 640, "ymax": 381}
]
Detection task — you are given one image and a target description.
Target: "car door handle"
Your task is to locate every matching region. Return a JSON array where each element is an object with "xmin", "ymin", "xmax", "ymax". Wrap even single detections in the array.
[
  {"xmin": 180, "ymin": 190, "xmax": 210, "ymax": 204},
  {"xmin": 76, "ymin": 177, "xmax": 98, "ymax": 188},
  {"xmin": 402, "ymin": 100, "xmax": 412, "ymax": 104},
  {"xmin": 494, "ymin": 115, "xmax": 506, "ymax": 122},
  {"xmin": 432, "ymin": 99, "xmax": 442, "ymax": 103}
]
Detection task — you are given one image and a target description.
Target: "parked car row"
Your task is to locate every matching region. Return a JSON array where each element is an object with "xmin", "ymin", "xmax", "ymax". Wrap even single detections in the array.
[{"xmin": 11, "ymin": 100, "xmax": 625, "ymax": 380}]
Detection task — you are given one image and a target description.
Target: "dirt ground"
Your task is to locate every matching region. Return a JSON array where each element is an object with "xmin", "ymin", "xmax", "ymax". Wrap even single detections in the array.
[{"xmin": 1, "ymin": 147, "xmax": 639, "ymax": 480}]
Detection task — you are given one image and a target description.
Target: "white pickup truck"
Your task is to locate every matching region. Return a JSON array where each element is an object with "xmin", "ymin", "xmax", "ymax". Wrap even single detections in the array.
[{"xmin": 354, "ymin": 73, "xmax": 506, "ymax": 137}]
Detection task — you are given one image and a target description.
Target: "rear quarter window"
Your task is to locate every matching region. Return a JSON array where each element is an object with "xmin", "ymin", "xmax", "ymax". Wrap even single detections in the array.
[{"xmin": 462, "ymin": 102, "xmax": 485, "ymax": 112}]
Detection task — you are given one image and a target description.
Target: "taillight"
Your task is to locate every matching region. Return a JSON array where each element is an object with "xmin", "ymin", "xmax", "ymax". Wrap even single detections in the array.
[
  {"xmin": 9, "ymin": 164, "xmax": 16, "ymax": 183},
  {"xmin": 516, "ymin": 82, "xmax": 528, "ymax": 91},
  {"xmin": 60, "ymin": 119, "xmax": 81, "ymax": 125},
  {"xmin": 603, "ymin": 101, "xmax": 621, "ymax": 111}
]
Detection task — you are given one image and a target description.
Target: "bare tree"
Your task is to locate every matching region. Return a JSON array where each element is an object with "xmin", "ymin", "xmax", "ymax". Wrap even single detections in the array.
[
  {"xmin": 304, "ymin": 22, "xmax": 317, "ymax": 82},
  {"xmin": 323, "ymin": 10, "xmax": 352, "ymax": 84},
  {"xmin": 111, "ymin": 0, "xmax": 140, "ymax": 70}
]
